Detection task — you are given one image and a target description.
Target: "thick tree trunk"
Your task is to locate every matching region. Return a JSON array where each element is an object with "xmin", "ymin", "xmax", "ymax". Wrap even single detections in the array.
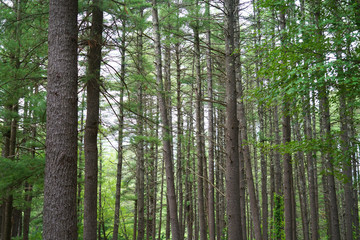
[
  {"xmin": 43, "ymin": 0, "xmax": 78, "ymax": 238},
  {"xmin": 84, "ymin": 1, "xmax": 103, "ymax": 239},
  {"xmin": 224, "ymin": 1, "xmax": 245, "ymax": 239},
  {"xmin": 151, "ymin": 1, "xmax": 181, "ymax": 239}
]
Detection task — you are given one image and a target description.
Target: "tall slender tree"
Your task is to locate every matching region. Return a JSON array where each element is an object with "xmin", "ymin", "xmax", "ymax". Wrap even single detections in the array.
[
  {"xmin": 151, "ymin": 1, "xmax": 181, "ymax": 239},
  {"xmin": 224, "ymin": 0, "xmax": 242, "ymax": 239}
]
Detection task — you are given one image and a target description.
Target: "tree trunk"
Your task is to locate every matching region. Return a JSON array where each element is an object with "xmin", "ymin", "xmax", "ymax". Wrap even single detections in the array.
[
  {"xmin": 136, "ymin": 8, "xmax": 145, "ymax": 240},
  {"xmin": 151, "ymin": 2, "xmax": 181, "ymax": 239},
  {"xmin": 224, "ymin": 1, "xmax": 244, "ymax": 239},
  {"xmin": 43, "ymin": 0, "xmax": 78, "ymax": 238},
  {"xmin": 185, "ymin": 98, "xmax": 194, "ymax": 240},
  {"xmin": 84, "ymin": 1, "xmax": 103, "ymax": 239},
  {"xmin": 313, "ymin": 0, "xmax": 341, "ymax": 238},
  {"xmin": 112, "ymin": 13, "xmax": 126, "ymax": 239},
  {"xmin": 205, "ymin": 2, "xmax": 215, "ymax": 240},
  {"xmin": 175, "ymin": 34, "xmax": 184, "ymax": 239},
  {"xmin": 77, "ymin": 92, "xmax": 85, "ymax": 233},
  {"xmin": 193, "ymin": 13, "xmax": 207, "ymax": 240},
  {"xmin": 294, "ymin": 117, "xmax": 310, "ymax": 240}
]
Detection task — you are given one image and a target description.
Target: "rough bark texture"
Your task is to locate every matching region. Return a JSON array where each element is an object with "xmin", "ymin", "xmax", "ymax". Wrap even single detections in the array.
[
  {"xmin": 224, "ymin": 0, "xmax": 242, "ymax": 239},
  {"xmin": 43, "ymin": 0, "xmax": 78, "ymax": 239},
  {"xmin": 83, "ymin": 1, "xmax": 103, "ymax": 239},
  {"xmin": 151, "ymin": 1, "xmax": 181, "ymax": 239}
]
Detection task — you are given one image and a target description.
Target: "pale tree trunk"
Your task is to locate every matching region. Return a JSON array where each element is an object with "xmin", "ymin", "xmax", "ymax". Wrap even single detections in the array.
[
  {"xmin": 43, "ymin": 0, "xmax": 78, "ymax": 238},
  {"xmin": 151, "ymin": 1, "xmax": 181, "ymax": 239},
  {"xmin": 83, "ymin": 1, "xmax": 103, "ymax": 239}
]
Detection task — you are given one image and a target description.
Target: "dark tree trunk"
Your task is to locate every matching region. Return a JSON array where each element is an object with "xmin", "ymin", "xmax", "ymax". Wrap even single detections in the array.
[
  {"xmin": 84, "ymin": 1, "xmax": 103, "ymax": 239},
  {"xmin": 43, "ymin": 0, "xmax": 78, "ymax": 238},
  {"xmin": 224, "ymin": 1, "xmax": 243, "ymax": 239}
]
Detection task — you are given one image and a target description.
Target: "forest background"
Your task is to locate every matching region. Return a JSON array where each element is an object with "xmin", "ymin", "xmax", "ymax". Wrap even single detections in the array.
[{"xmin": 0, "ymin": 0, "xmax": 360, "ymax": 239}]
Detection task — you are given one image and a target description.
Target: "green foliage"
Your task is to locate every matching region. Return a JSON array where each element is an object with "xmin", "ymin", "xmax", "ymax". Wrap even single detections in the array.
[
  {"xmin": 0, "ymin": 155, "xmax": 44, "ymax": 196},
  {"xmin": 272, "ymin": 193, "xmax": 285, "ymax": 239}
]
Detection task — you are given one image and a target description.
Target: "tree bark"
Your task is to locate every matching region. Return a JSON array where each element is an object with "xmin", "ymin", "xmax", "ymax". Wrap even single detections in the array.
[
  {"xmin": 43, "ymin": 0, "xmax": 78, "ymax": 238},
  {"xmin": 83, "ymin": 1, "xmax": 103, "ymax": 239},
  {"xmin": 224, "ymin": 1, "xmax": 245, "ymax": 239},
  {"xmin": 151, "ymin": 1, "xmax": 181, "ymax": 239}
]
